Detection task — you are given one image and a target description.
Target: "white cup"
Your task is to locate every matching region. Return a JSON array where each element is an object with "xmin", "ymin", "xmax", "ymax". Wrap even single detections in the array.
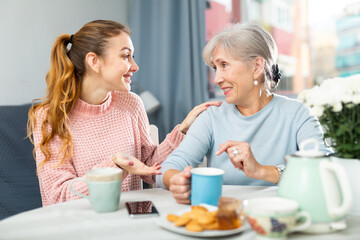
[{"xmin": 244, "ymin": 197, "xmax": 311, "ymax": 239}]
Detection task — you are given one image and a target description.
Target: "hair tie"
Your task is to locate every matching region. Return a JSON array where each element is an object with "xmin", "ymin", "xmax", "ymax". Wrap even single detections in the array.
[
  {"xmin": 69, "ymin": 34, "xmax": 74, "ymax": 44},
  {"xmin": 272, "ymin": 64, "xmax": 281, "ymax": 83}
]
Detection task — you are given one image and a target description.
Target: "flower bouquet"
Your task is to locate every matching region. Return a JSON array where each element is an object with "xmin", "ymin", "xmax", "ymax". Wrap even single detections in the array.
[{"xmin": 298, "ymin": 75, "xmax": 360, "ymax": 159}]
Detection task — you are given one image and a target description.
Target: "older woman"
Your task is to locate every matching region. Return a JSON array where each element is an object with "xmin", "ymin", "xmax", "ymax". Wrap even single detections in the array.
[{"xmin": 157, "ymin": 23, "xmax": 330, "ymax": 204}]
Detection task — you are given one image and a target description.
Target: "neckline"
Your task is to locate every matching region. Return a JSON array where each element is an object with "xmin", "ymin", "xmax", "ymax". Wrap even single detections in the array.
[
  {"xmin": 232, "ymin": 94, "xmax": 277, "ymax": 120},
  {"xmin": 71, "ymin": 91, "xmax": 118, "ymax": 119}
]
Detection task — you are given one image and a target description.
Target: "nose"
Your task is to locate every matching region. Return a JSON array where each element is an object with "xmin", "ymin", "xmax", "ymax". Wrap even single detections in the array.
[
  {"xmin": 213, "ymin": 71, "xmax": 224, "ymax": 86},
  {"xmin": 130, "ymin": 58, "xmax": 139, "ymax": 73}
]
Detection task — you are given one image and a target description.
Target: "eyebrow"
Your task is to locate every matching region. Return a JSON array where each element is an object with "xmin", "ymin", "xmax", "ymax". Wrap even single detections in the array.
[
  {"xmin": 120, "ymin": 47, "xmax": 134, "ymax": 53},
  {"xmin": 212, "ymin": 57, "xmax": 226, "ymax": 65}
]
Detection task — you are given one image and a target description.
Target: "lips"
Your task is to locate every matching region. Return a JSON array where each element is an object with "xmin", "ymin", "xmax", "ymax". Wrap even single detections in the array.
[
  {"xmin": 222, "ymin": 87, "xmax": 232, "ymax": 95},
  {"xmin": 123, "ymin": 74, "xmax": 132, "ymax": 84}
]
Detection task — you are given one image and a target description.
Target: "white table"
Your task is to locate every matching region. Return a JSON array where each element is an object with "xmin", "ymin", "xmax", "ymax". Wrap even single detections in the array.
[{"xmin": 0, "ymin": 186, "xmax": 359, "ymax": 240}]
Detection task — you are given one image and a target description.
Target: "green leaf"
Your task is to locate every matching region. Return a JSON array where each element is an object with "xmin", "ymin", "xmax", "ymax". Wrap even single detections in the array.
[{"xmin": 335, "ymin": 125, "xmax": 347, "ymax": 136}]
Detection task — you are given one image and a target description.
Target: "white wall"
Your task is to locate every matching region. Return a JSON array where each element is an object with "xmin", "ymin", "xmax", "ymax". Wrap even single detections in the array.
[{"xmin": 0, "ymin": 0, "xmax": 129, "ymax": 105}]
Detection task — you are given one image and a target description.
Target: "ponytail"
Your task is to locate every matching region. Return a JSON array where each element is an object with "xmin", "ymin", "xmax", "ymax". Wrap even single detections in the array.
[{"xmin": 28, "ymin": 34, "xmax": 80, "ymax": 168}]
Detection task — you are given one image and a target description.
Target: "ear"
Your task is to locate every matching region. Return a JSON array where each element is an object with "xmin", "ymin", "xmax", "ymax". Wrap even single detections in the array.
[
  {"xmin": 85, "ymin": 52, "xmax": 101, "ymax": 73},
  {"xmin": 252, "ymin": 57, "xmax": 265, "ymax": 80}
]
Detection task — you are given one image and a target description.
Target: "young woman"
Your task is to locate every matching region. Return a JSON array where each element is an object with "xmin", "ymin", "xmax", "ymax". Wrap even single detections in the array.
[{"xmin": 28, "ymin": 20, "xmax": 221, "ymax": 206}]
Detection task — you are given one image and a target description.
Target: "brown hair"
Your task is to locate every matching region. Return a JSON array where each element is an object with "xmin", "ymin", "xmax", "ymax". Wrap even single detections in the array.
[{"xmin": 27, "ymin": 20, "xmax": 131, "ymax": 168}]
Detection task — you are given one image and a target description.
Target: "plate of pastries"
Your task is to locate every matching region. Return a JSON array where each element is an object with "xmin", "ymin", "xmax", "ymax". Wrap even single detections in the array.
[{"xmin": 157, "ymin": 197, "xmax": 249, "ymax": 237}]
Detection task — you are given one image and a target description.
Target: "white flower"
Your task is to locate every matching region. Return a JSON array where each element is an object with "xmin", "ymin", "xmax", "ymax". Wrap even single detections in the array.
[
  {"xmin": 332, "ymin": 102, "xmax": 342, "ymax": 112},
  {"xmin": 309, "ymin": 105, "xmax": 324, "ymax": 117},
  {"xmin": 353, "ymin": 95, "xmax": 360, "ymax": 104},
  {"xmin": 298, "ymin": 74, "xmax": 360, "ymax": 117},
  {"xmin": 297, "ymin": 90, "xmax": 308, "ymax": 104}
]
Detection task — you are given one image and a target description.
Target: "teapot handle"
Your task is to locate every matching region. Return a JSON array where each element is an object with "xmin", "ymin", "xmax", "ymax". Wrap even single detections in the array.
[
  {"xmin": 299, "ymin": 138, "xmax": 319, "ymax": 151},
  {"xmin": 319, "ymin": 161, "xmax": 353, "ymax": 218}
]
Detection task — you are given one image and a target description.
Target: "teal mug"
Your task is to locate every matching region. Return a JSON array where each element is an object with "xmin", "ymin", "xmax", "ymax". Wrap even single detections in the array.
[
  {"xmin": 190, "ymin": 167, "xmax": 224, "ymax": 206},
  {"xmin": 69, "ymin": 168, "xmax": 123, "ymax": 213}
]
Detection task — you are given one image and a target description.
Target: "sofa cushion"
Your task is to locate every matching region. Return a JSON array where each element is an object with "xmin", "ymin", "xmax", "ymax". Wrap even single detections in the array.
[{"xmin": 0, "ymin": 104, "xmax": 42, "ymax": 220}]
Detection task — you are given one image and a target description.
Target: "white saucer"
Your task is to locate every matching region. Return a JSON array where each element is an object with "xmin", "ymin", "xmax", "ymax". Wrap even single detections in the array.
[{"xmin": 302, "ymin": 219, "xmax": 347, "ymax": 234}]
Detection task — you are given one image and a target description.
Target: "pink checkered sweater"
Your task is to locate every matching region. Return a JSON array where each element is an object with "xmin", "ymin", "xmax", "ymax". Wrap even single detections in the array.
[{"xmin": 33, "ymin": 91, "xmax": 184, "ymax": 206}]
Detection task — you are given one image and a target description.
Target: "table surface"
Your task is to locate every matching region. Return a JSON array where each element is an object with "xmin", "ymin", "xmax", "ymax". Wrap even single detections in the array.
[{"xmin": 0, "ymin": 185, "xmax": 359, "ymax": 240}]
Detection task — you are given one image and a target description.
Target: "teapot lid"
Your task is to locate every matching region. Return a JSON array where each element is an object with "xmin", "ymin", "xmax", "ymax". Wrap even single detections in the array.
[{"xmin": 294, "ymin": 138, "xmax": 326, "ymax": 157}]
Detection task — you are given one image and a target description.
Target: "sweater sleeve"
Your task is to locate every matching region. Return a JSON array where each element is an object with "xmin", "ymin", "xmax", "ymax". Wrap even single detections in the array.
[
  {"xmin": 156, "ymin": 109, "xmax": 214, "ymax": 189},
  {"xmin": 33, "ymin": 108, "xmax": 118, "ymax": 205},
  {"xmin": 134, "ymin": 98, "xmax": 185, "ymax": 184},
  {"xmin": 294, "ymin": 104, "xmax": 333, "ymax": 154}
]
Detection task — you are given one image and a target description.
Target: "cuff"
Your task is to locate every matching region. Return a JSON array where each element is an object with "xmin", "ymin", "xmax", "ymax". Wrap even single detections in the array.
[
  {"xmin": 167, "ymin": 124, "xmax": 185, "ymax": 146},
  {"xmin": 156, "ymin": 174, "xmax": 166, "ymax": 189}
]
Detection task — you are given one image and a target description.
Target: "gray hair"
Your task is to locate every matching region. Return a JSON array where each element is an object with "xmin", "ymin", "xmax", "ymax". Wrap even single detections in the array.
[{"xmin": 203, "ymin": 23, "xmax": 280, "ymax": 90}]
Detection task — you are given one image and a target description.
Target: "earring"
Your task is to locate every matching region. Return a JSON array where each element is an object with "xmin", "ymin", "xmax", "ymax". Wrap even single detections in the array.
[{"xmin": 254, "ymin": 80, "xmax": 258, "ymax": 86}]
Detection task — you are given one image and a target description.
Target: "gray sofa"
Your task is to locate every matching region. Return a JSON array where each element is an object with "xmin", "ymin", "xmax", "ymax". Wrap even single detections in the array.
[{"xmin": 0, "ymin": 104, "xmax": 42, "ymax": 220}]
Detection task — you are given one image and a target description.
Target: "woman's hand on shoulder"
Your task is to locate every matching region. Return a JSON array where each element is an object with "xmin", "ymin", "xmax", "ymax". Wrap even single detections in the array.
[
  {"xmin": 179, "ymin": 101, "xmax": 222, "ymax": 134},
  {"xmin": 111, "ymin": 152, "xmax": 162, "ymax": 176}
]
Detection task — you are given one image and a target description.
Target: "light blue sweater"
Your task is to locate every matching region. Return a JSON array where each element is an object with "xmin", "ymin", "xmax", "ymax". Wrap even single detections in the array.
[{"xmin": 157, "ymin": 94, "xmax": 330, "ymax": 188}]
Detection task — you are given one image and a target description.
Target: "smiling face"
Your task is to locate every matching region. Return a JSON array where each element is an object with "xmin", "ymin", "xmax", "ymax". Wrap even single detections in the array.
[
  {"xmin": 212, "ymin": 45, "xmax": 257, "ymax": 106},
  {"xmin": 99, "ymin": 32, "xmax": 139, "ymax": 92}
]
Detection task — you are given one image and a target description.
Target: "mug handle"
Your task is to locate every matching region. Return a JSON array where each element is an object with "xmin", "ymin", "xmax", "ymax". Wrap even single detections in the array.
[
  {"xmin": 288, "ymin": 211, "xmax": 312, "ymax": 233},
  {"xmin": 69, "ymin": 178, "xmax": 89, "ymax": 200}
]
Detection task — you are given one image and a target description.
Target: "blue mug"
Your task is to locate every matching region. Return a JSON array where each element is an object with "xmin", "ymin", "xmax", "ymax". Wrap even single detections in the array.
[{"xmin": 190, "ymin": 167, "xmax": 224, "ymax": 206}]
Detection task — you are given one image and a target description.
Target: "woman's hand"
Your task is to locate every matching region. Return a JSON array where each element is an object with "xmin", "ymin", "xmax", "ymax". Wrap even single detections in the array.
[
  {"xmin": 216, "ymin": 141, "xmax": 279, "ymax": 183},
  {"xmin": 168, "ymin": 166, "xmax": 192, "ymax": 204},
  {"xmin": 111, "ymin": 152, "xmax": 162, "ymax": 176},
  {"xmin": 216, "ymin": 141, "xmax": 261, "ymax": 179},
  {"xmin": 179, "ymin": 101, "xmax": 222, "ymax": 134}
]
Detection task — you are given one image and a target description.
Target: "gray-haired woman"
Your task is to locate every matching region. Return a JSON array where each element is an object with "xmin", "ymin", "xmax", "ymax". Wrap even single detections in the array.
[{"xmin": 157, "ymin": 23, "xmax": 331, "ymax": 204}]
